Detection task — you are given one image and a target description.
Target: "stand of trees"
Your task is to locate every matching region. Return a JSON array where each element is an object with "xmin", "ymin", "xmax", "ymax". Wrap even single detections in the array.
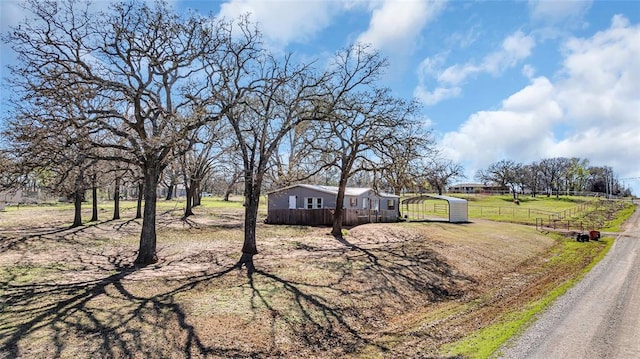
[
  {"xmin": 476, "ymin": 158, "xmax": 631, "ymax": 198},
  {"xmin": 0, "ymin": 0, "xmax": 438, "ymax": 271}
]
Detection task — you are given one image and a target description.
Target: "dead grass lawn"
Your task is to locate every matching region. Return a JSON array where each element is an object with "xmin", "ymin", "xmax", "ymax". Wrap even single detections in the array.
[{"xmin": 0, "ymin": 202, "xmax": 607, "ymax": 358}]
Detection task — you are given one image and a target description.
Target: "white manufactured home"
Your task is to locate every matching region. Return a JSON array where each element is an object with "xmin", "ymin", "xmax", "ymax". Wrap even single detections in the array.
[{"xmin": 266, "ymin": 184, "xmax": 400, "ymax": 226}]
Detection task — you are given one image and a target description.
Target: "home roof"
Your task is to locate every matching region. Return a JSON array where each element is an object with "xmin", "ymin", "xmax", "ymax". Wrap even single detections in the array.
[
  {"xmin": 269, "ymin": 184, "xmax": 399, "ymax": 198},
  {"xmin": 449, "ymin": 182, "xmax": 500, "ymax": 188}
]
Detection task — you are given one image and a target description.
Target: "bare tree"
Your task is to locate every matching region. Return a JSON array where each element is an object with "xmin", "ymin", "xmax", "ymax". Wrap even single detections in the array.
[
  {"xmin": 379, "ymin": 123, "xmax": 434, "ymax": 195},
  {"xmin": 3, "ymin": 83, "xmax": 98, "ymax": 227},
  {"xmin": 318, "ymin": 87, "xmax": 424, "ymax": 238},
  {"xmin": 4, "ymin": 0, "xmax": 250, "ymax": 265},
  {"xmin": 476, "ymin": 160, "xmax": 522, "ymax": 199},
  {"xmin": 266, "ymin": 121, "xmax": 326, "ymax": 189},
  {"xmin": 178, "ymin": 121, "xmax": 229, "ymax": 218},
  {"xmin": 161, "ymin": 163, "xmax": 181, "ymax": 201},
  {"xmin": 224, "ymin": 50, "xmax": 326, "ymax": 272},
  {"xmin": 538, "ymin": 157, "xmax": 570, "ymax": 198},
  {"xmin": 421, "ymin": 158, "xmax": 464, "ymax": 196}
]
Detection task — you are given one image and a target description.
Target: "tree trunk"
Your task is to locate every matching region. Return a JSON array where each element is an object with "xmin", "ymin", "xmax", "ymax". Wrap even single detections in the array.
[
  {"xmin": 165, "ymin": 183, "xmax": 174, "ymax": 201},
  {"xmin": 71, "ymin": 172, "xmax": 84, "ymax": 228},
  {"xmin": 90, "ymin": 174, "xmax": 98, "ymax": 222},
  {"xmin": 135, "ymin": 167, "xmax": 160, "ymax": 265},
  {"xmin": 113, "ymin": 176, "xmax": 121, "ymax": 220},
  {"xmin": 135, "ymin": 182, "xmax": 143, "ymax": 219},
  {"xmin": 331, "ymin": 177, "xmax": 348, "ymax": 238},
  {"xmin": 71, "ymin": 189, "xmax": 83, "ymax": 228},
  {"xmin": 183, "ymin": 182, "xmax": 194, "ymax": 218},
  {"xmin": 192, "ymin": 179, "xmax": 201, "ymax": 207},
  {"xmin": 223, "ymin": 172, "xmax": 241, "ymax": 201},
  {"xmin": 238, "ymin": 176, "xmax": 260, "ymax": 274}
]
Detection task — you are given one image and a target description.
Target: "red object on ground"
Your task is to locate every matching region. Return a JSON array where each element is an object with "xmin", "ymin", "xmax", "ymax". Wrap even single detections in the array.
[{"xmin": 589, "ymin": 230, "xmax": 601, "ymax": 240}]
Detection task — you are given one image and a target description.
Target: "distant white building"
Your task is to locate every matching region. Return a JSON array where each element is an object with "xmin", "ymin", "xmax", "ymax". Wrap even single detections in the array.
[{"xmin": 448, "ymin": 183, "xmax": 508, "ymax": 194}]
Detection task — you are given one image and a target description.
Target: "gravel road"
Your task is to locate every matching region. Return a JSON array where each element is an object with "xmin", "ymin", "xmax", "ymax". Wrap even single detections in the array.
[{"xmin": 498, "ymin": 202, "xmax": 640, "ymax": 359}]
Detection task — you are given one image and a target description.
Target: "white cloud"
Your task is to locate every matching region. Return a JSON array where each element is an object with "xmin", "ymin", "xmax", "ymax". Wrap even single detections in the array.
[
  {"xmin": 441, "ymin": 76, "xmax": 561, "ymax": 165},
  {"xmin": 357, "ymin": 0, "xmax": 446, "ymax": 52},
  {"xmin": 521, "ymin": 64, "xmax": 536, "ymax": 79},
  {"xmin": 557, "ymin": 14, "xmax": 640, "ymax": 130},
  {"xmin": 440, "ymin": 15, "xmax": 640, "ymax": 191},
  {"xmin": 414, "ymin": 86, "xmax": 461, "ymax": 106},
  {"xmin": 414, "ymin": 30, "xmax": 536, "ymax": 105},
  {"xmin": 528, "ymin": 0, "xmax": 592, "ymax": 25},
  {"xmin": 217, "ymin": 0, "xmax": 339, "ymax": 48}
]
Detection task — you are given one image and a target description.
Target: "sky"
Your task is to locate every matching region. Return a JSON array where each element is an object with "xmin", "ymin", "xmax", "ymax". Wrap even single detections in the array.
[{"xmin": 1, "ymin": 0, "xmax": 639, "ymax": 194}]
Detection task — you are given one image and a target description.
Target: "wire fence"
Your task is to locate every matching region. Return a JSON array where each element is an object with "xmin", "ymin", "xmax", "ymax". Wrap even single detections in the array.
[
  {"xmin": 467, "ymin": 203, "xmax": 589, "ymax": 220},
  {"xmin": 534, "ymin": 218, "xmax": 596, "ymax": 232}
]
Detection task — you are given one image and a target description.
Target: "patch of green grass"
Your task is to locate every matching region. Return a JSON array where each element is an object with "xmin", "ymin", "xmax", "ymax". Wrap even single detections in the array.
[
  {"xmin": 0, "ymin": 262, "xmax": 78, "ymax": 284},
  {"xmin": 401, "ymin": 195, "xmax": 633, "ymax": 229},
  {"xmin": 600, "ymin": 202, "xmax": 636, "ymax": 232},
  {"xmin": 199, "ymin": 196, "xmax": 245, "ymax": 208},
  {"xmin": 441, "ymin": 236, "xmax": 613, "ymax": 359}
]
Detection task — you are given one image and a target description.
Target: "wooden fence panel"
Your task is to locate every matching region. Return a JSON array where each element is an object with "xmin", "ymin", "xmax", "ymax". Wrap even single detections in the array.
[{"xmin": 266, "ymin": 208, "xmax": 398, "ymax": 226}]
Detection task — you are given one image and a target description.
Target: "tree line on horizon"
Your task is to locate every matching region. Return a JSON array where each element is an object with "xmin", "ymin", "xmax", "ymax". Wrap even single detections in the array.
[{"xmin": 475, "ymin": 158, "xmax": 630, "ymax": 199}]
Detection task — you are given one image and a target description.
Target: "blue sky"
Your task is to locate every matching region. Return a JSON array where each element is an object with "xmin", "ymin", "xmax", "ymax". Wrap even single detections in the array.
[{"xmin": 1, "ymin": 0, "xmax": 639, "ymax": 194}]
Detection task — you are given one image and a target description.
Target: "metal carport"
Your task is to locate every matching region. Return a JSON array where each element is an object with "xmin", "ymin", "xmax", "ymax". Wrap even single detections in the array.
[{"xmin": 401, "ymin": 195, "xmax": 468, "ymax": 223}]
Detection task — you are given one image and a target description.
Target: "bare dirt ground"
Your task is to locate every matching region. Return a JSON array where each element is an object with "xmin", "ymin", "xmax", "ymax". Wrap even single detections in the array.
[
  {"xmin": 0, "ymin": 204, "xmax": 612, "ymax": 358},
  {"xmin": 498, "ymin": 202, "xmax": 640, "ymax": 359}
]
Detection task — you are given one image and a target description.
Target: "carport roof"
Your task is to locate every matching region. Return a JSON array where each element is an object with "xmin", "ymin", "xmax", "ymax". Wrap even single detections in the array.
[{"xmin": 401, "ymin": 195, "xmax": 467, "ymax": 205}]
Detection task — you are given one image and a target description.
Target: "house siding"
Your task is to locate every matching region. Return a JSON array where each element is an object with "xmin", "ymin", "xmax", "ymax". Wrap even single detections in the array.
[{"xmin": 266, "ymin": 185, "xmax": 399, "ymax": 225}]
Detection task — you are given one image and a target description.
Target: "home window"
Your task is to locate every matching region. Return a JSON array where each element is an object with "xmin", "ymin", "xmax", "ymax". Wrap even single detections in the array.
[
  {"xmin": 350, "ymin": 197, "xmax": 358, "ymax": 207},
  {"xmin": 387, "ymin": 199, "xmax": 395, "ymax": 210},
  {"xmin": 305, "ymin": 197, "xmax": 323, "ymax": 209}
]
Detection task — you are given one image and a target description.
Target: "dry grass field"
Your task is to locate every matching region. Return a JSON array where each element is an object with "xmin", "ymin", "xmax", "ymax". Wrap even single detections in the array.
[{"xmin": 0, "ymin": 199, "xmax": 614, "ymax": 358}]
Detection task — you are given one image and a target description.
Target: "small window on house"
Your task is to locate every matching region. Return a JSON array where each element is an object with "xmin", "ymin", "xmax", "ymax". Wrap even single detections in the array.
[
  {"xmin": 350, "ymin": 197, "xmax": 358, "ymax": 207},
  {"xmin": 387, "ymin": 199, "xmax": 395, "ymax": 210},
  {"xmin": 305, "ymin": 197, "xmax": 323, "ymax": 209},
  {"xmin": 362, "ymin": 199, "xmax": 368, "ymax": 209}
]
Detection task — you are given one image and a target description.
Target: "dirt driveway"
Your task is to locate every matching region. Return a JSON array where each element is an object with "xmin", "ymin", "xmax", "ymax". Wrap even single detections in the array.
[{"xmin": 498, "ymin": 202, "xmax": 640, "ymax": 358}]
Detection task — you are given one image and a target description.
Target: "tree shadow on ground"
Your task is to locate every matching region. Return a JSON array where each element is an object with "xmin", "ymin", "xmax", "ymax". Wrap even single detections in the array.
[
  {"xmin": 240, "ymin": 232, "xmax": 478, "ymax": 357},
  {"xmin": 0, "ymin": 254, "xmax": 255, "ymax": 359},
  {"xmin": 0, "ymin": 220, "xmax": 118, "ymax": 252},
  {"xmin": 1, "ymin": 222, "xmax": 478, "ymax": 358},
  {"xmin": 247, "ymin": 268, "xmax": 383, "ymax": 356}
]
